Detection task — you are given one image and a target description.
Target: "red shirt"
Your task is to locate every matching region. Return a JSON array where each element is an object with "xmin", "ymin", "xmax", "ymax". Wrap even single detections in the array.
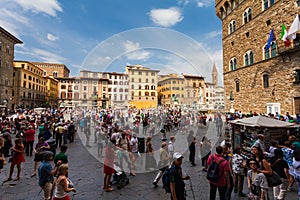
[
  {"xmin": 24, "ymin": 129, "xmax": 35, "ymax": 142},
  {"xmin": 207, "ymin": 154, "xmax": 230, "ymax": 187}
]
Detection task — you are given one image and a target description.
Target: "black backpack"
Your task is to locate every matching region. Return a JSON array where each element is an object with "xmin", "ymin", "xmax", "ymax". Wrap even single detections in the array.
[
  {"xmin": 162, "ymin": 165, "xmax": 175, "ymax": 193},
  {"xmin": 206, "ymin": 155, "xmax": 225, "ymax": 182}
]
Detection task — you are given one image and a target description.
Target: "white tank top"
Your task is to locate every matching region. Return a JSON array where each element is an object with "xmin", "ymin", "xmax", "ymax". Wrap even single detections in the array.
[{"xmin": 54, "ymin": 177, "xmax": 67, "ymax": 198}]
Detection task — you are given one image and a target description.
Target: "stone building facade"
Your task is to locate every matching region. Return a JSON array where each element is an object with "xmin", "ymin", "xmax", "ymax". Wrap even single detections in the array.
[
  {"xmin": 158, "ymin": 74, "xmax": 185, "ymax": 107},
  {"xmin": 182, "ymin": 74, "xmax": 206, "ymax": 109},
  {"xmin": 0, "ymin": 26, "xmax": 22, "ymax": 110},
  {"xmin": 216, "ymin": 0, "xmax": 300, "ymax": 114},
  {"xmin": 13, "ymin": 61, "xmax": 47, "ymax": 109},
  {"xmin": 32, "ymin": 62, "xmax": 70, "ymax": 78},
  {"xmin": 103, "ymin": 72, "xmax": 128, "ymax": 109},
  {"xmin": 126, "ymin": 65, "xmax": 159, "ymax": 109}
]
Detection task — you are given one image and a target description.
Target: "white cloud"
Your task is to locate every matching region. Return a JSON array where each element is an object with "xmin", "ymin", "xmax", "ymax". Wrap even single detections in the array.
[
  {"xmin": 47, "ymin": 33, "xmax": 59, "ymax": 41},
  {"xmin": 123, "ymin": 40, "xmax": 150, "ymax": 61},
  {"xmin": 177, "ymin": 0, "xmax": 190, "ymax": 6},
  {"xmin": 196, "ymin": 0, "xmax": 214, "ymax": 8},
  {"xmin": 32, "ymin": 48, "xmax": 65, "ymax": 63},
  {"xmin": 197, "ymin": 2, "xmax": 205, "ymax": 7},
  {"xmin": 16, "ymin": 48, "xmax": 66, "ymax": 63},
  {"xmin": 148, "ymin": 7, "xmax": 183, "ymax": 27},
  {"xmin": 15, "ymin": 0, "xmax": 63, "ymax": 16},
  {"xmin": 205, "ymin": 30, "xmax": 222, "ymax": 40}
]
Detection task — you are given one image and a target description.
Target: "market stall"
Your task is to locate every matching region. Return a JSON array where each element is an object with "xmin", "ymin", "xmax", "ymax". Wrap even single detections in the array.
[{"xmin": 230, "ymin": 116, "xmax": 299, "ymax": 159}]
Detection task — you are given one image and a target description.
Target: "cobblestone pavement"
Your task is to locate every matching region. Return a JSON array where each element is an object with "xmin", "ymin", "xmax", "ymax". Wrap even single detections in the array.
[{"xmin": 0, "ymin": 121, "xmax": 298, "ymax": 200}]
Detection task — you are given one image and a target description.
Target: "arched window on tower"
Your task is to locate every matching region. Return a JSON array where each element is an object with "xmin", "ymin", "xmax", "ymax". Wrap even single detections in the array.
[
  {"xmin": 263, "ymin": 74, "xmax": 269, "ymax": 88},
  {"xmin": 243, "ymin": 8, "xmax": 252, "ymax": 24},
  {"xmin": 229, "ymin": 58, "xmax": 237, "ymax": 71},
  {"xmin": 244, "ymin": 53, "xmax": 249, "ymax": 66},
  {"xmin": 271, "ymin": 42, "xmax": 277, "ymax": 57}
]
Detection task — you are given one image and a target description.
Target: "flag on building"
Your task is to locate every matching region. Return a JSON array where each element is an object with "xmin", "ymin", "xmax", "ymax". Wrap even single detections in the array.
[
  {"xmin": 280, "ymin": 23, "xmax": 291, "ymax": 47},
  {"xmin": 287, "ymin": 14, "xmax": 300, "ymax": 40},
  {"xmin": 265, "ymin": 29, "xmax": 276, "ymax": 50}
]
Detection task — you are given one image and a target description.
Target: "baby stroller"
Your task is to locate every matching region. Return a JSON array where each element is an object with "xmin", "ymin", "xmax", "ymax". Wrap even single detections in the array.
[{"xmin": 110, "ymin": 164, "xmax": 129, "ymax": 189}]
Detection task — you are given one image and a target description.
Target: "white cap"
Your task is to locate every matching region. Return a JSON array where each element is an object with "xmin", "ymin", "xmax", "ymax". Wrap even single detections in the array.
[{"xmin": 173, "ymin": 152, "xmax": 183, "ymax": 160}]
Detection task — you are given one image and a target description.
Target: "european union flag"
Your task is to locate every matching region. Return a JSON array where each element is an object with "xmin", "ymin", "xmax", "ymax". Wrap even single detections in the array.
[{"xmin": 265, "ymin": 29, "xmax": 276, "ymax": 50}]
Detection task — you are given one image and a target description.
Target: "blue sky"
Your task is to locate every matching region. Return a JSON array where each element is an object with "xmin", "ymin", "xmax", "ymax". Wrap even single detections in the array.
[{"xmin": 0, "ymin": 0, "xmax": 223, "ymax": 84}]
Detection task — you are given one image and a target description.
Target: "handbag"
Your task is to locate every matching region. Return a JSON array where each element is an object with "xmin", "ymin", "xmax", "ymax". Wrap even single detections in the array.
[
  {"xmin": 247, "ymin": 191, "xmax": 259, "ymax": 200},
  {"xmin": 265, "ymin": 171, "xmax": 282, "ymax": 187}
]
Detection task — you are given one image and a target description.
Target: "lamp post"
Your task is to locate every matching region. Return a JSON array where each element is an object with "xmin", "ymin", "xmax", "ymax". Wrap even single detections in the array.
[{"xmin": 229, "ymin": 91, "xmax": 235, "ymax": 113}]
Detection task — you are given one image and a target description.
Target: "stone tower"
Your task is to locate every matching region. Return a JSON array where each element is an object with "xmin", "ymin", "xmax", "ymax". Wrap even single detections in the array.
[
  {"xmin": 215, "ymin": 0, "xmax": 300, "ymax": 114},
  {"xmin": 212, "ymin": 61, "xmax": 218, "ymax": 86}
]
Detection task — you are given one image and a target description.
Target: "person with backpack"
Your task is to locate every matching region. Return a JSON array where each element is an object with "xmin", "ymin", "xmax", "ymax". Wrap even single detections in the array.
[
  {"xmin": 38, "ymin": 151, "xmax": 59, "ymax": 200},
  {"xmin": 207, "ymin": 146, "xmax": 231, "ymax": 200},
  {"xmin": 153, "ymin": 141, "xmax": 169, "ymax": 187},
  {"xmin": 166, "ymin": 152, "xmax": 190, "ymax": 200},
  {"xmin": 270, "ymin": 148, "xmax": 289, "ymax": 200}
]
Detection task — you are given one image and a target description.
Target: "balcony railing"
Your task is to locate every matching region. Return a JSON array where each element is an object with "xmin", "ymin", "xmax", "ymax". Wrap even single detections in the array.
[{"xmin": 278, "ymin": 40, "xmax": 300, "ymax": 54}]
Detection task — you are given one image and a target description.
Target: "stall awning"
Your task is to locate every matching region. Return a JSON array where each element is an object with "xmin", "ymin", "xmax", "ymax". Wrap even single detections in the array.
[{"xmin": 230, "ymin": 116, "xmax": 299, "ymax": 128}]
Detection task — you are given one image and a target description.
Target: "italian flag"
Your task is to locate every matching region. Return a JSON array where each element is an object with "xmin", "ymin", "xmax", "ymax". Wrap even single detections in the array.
[{"xmin": 281, "ymin": 23, "xmax": 291, "ymax": 47}]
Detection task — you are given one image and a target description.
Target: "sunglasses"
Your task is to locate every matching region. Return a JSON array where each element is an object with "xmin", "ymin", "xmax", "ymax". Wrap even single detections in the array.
[{"xmin": 249, "ymin": 162, "xmax": 256, "ymax": 165}]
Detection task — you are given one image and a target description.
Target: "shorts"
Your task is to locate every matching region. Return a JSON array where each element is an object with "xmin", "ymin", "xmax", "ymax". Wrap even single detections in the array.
[
  {"xmin": 34, "ymin": 153, "xmax": 43, "ymax": 162},
  {"xmin": 42, "ymin": 182, "xmax": 53, "ymax": 200}
]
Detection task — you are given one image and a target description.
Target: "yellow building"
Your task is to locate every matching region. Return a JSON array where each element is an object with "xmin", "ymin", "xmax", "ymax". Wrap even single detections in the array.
[
  {"xmin": 46, "ymin": 76, "xmax": 59, "ymax": 108},
  {"xmin": 13, "ymin": 61, "xmax": 47, "ymax": 109},
  {"xmin": 158, "ymin": 74, "xmax": 185, "ymax": 107},
  {"xmin": 0, "ymin": 26, "xmax": 22, "ymax": 110},
  {"xmin": 126, "ymin": 65, "xmax": 160, "ymax": 109}
]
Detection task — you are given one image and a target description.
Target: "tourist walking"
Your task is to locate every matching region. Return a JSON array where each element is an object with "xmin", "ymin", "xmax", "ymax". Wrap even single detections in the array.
[
  {"xmin": 270, "ymin": 149, "xmax": 289, "ymax": 200},
  {"xmin": 4, "ymin": 138, "xmax": 25, "ymax": 182},
  {"xmin": 145, "ymin": 136, "xmax": 156, "ymax": 170},
  {"xmin": 31, "ymin": 137, "xmax": 50, "ymax": 177},
  {"xmin": 153, "ymin": 141, "xmax": 169, "ymax": 187},
  {"xmin": 169, "ymin": 152, "xmax": 190, "ymax": 200},
  {"xmin": 103, "ymin": 142, "xmax": 115, "ymax": 192},
  {"xmin": 51, "ymin": 164, "xmax": 76, "ymax": 200},
  {"xmin": 207, "ymin": 146, "xmax": 231, "ymax": 200},
  {"xmin": 232, "ymin": 147, "xmax": 246, "ymax": 197},
  {"xmin": 200, "ymin": 136, "xmax": 211, "ymax": 171},
  {"xmin": 38, "ymin": 151, "xmax": 59, "ymax": 200},
  {"xmin": 247, "ymin": 158, "xmax": 269, "ymax": 200},
  {"xmin": 187, "ymin": 130, "xmax": 196, "ymax": 166},
  {"xmin": 24, "ymin": 125, "xmax": 35, "ymax": 156}
]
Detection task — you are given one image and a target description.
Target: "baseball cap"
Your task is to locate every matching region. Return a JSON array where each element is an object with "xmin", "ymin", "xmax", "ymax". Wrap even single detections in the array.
[{"xmin": 173, "ymin": 152, "xmax": 183, "ymax": 160}]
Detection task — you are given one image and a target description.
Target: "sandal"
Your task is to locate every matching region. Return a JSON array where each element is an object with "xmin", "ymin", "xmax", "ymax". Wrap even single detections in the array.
[
  {"xmin": 14, "ymin": 177, "xmax": 20, "ymax": 181},
  {"xmin": 3, "ymin": 178, "xmax": 12, "ymax": 183},
  {"xmin": 31, "ymin": 173, "xmax": 36, "ymax": 177},
  {"xmin": 105, "ymin": 187, "xmax": 113, "ymax": 192}
]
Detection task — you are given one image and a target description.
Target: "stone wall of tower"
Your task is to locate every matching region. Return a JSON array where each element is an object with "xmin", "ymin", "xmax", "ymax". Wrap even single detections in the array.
[{"xmin": 216, "ymin": 0, "xmax": 300, "ymax": 114}]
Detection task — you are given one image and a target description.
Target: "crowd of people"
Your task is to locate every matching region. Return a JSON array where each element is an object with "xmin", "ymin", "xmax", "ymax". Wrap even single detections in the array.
[
  {"xmin": 0, "ymin": 107, "xmax": 300, "ymax": 200},
  {"xmin": 207, "ymin": 134, "xmax": 300, "ymax": 200}
]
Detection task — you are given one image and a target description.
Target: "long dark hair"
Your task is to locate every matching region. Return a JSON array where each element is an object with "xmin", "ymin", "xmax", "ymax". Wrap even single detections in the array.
[{"xmin": 251, "ymin": 146, "xmax": 264, "ymax": 162}]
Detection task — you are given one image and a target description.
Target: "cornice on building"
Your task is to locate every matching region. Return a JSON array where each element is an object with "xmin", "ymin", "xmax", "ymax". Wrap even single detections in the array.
[{"xmin": 0, "ymin": 26, "xmax": 23, "ymax": 44}]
